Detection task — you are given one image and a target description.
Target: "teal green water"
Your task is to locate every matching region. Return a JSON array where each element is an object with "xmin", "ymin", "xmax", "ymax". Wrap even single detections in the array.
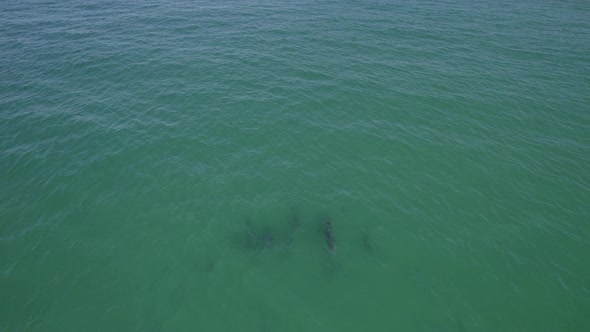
[{"xmin": 1, "ymin": 0, "xmax": 590, "ymax": 330}]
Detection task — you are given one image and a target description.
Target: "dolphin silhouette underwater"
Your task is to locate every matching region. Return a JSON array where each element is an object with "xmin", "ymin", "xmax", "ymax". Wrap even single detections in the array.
[{"xmin": 324, "ymin": 218, "xmax": 335, "ymax": 252}]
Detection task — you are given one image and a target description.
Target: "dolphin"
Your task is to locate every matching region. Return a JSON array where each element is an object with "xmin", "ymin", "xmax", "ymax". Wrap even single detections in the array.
[{"xmin": 324, "ymin": 218, "xmax": 335, "ymax": 252}]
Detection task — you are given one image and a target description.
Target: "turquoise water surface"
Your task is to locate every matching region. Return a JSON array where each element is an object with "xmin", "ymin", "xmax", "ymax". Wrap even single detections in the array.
[{"xmin": 1, "ymin": 0, "xmax": 589, "ymax": 331}]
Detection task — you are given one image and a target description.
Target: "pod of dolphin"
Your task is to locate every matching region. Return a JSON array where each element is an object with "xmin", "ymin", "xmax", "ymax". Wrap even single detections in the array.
[{"xmin": 236, "ymin": 208, "xmax": 338, "ymax": 254}]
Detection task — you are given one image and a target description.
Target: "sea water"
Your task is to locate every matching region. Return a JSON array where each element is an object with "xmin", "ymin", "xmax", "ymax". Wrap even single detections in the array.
[{"xmin": 1, "ymin": 0, "xmax": 589, "ymax": 331}]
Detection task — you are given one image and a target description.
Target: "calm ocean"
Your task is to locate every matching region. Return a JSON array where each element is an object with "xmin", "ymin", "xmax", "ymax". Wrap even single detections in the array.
[{"xmin": 1, "ymin": 0, "xmax": 589, "ymax": 331}]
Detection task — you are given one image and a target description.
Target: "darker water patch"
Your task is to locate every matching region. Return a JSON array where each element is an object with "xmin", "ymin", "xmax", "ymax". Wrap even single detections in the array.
[
  {"xmin": 192, "ymin": 256, "xmax": 217, "ymax": 274},
  {"xmin": 235, "ymin": 217, "xmax": 277, "ymax": 252},
  {"xmin": 289, "ymin": 206, "xmax": 301, "ymax": 231},
  {"xmin": 456, "ymin": 318, "xmax": 467, "ymax": 332},
  {"xmin": 361, "ymin": 230, "xmax": 376, "ymax": 256},
  {"xmin": 235, "ymin": 208, "xmax": 306, "ymax": 254},
  {"xmin": 283, "ymin": 206, "xmax": 301, "ymax": 248},
  {"xmin": 202, "ymin": 256, "xmax": 216, "ymax": 273}
]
